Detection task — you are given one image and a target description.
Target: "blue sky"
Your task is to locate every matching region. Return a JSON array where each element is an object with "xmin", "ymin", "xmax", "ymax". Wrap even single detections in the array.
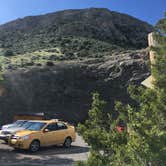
[{"xmin": 0, "ymin": 0, "xmax": 165, "ymax": 25}]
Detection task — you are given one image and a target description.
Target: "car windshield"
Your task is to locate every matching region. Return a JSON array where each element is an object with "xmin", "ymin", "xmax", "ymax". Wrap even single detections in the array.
[
  {"xmin": 26, "ymin": 122, "xmax": 46, "ymax": 131},
  {"xmin": 14, "ymin": 120, "xmax": 27, "ymax": 126},
  {"xmin": 21, "ymin": 121, "xmax": 35, "ymax": 129}
]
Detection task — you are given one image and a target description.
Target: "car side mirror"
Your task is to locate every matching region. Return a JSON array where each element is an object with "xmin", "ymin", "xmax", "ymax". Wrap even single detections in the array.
[{"xmin": 43, "ymin": 128, "xmax": 49, "ymax": 133}]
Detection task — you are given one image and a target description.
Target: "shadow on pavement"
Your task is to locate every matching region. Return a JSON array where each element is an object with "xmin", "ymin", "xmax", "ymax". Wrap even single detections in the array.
[
  {"xmin": 0, "ymin": 145, "xmax": 89, "ymax": 166},
  {"xmin": 0, "ymin": 148, "xmax": 74, "ymax": 166},
  {"xmin": 19, "ymin": 145, "xmax": 90, "ymax": 155}
]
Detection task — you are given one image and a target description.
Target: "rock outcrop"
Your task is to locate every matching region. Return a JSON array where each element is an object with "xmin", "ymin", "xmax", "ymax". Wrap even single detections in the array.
[{"xmin": 0, "ymin": 50, "xmax": 149, "ymax": 124}]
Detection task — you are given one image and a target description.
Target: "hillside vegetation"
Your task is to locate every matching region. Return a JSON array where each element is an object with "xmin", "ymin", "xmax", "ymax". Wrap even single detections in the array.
[{"xmin": 0, "ymin": 8, "xmax": 153, "ymax": 56}]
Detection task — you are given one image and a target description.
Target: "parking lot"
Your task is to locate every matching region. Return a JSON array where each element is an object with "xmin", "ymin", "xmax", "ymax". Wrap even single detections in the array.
[{"xmin": 0, "ymin": 134, "xmax": 89, "ymax": 166}]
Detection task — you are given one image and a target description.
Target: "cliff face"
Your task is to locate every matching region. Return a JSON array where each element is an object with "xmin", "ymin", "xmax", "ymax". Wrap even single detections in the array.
[{"xmin": 0, "ymin": 50, "xmax": 149, "ymax": 124}]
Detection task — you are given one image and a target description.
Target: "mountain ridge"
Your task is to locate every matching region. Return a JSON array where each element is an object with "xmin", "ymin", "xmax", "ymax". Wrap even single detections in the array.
[
  {"xmin": 0, "ymin": 8, "xmax": 152, "ymax": 28},
  {"xmin": 0, "ymin": 8, "xmax": 153, "ymax": 55}
]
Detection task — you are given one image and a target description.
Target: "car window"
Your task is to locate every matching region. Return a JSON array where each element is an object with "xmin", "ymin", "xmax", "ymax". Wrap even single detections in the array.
[
  {"xmin": 57, "ymin": 122, "xmax": 67, "ymax": 130},
  {"xmin": 45, "ymin": 123, "xmax": 58, "ymax": 131}
]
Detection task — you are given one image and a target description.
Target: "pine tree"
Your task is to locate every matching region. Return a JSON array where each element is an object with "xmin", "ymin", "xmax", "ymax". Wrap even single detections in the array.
[{"xmin": 76, "ymin": 13, "xmax": 166, "ymax": 166}]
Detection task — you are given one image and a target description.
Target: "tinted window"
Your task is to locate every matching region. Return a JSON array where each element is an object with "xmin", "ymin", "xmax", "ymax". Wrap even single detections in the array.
[
  {"xmin": 45, "ymin": 123, "xmax": 58, "ymax": 131},
  {"xmin": 57, "ymin": 122, "xmax": 67, "ymax": 130}
]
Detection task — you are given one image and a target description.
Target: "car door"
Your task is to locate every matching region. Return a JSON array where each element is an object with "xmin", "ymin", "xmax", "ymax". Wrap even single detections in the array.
[
  {"xmin": 53, "ymin": 122, "xmax": 68, "ymax": 144},
  {"xmin": 42, "ymin": 123, "xmax": 59, "ymax": 146}
]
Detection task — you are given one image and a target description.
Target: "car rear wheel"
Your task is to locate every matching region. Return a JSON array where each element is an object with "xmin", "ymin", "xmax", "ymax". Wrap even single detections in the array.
[
  {"xmin": 29, "ymin": 140, "xmax": 40, "ymax": 152},
  {"xmin": 63, "ymin": 137, "xmax": 72, "ymax": 148}
]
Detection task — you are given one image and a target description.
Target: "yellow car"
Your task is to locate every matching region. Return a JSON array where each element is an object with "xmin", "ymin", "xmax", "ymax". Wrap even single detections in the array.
[{"xmin": 8, "ymin": 119, "xmax": 76, "ymax": 152}]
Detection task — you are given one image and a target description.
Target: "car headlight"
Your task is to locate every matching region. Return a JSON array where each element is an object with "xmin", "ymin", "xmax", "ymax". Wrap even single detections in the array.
[{"xmin": 21, "ymin": 135, "xmax": 30, "ymax": 140}]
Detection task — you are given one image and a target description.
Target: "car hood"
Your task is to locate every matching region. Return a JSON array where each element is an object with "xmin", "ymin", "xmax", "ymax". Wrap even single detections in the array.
[
  {"xmin": 15, "ymin": 130, "xmax": 39, "ymax": 137},
  {"xmin": 3, "ymin": 127, "xmax": 25, "ymax": 133}
]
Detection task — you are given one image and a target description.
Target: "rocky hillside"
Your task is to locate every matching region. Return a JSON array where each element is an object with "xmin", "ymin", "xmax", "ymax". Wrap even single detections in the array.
[
  {"xmin": 0, "ymin": 8, "xmax": 153, "ymax": 55},
  {"xmin": 0, "ymin": 8, "xmax": 152, "ymax": 124},
  {"xmin": 0, "ymin": 50, "xmax": 150, "ymax": 124}
]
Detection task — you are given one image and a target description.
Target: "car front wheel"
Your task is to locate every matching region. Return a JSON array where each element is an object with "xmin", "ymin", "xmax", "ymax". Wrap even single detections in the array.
[{"xmin": 29, "ymin": 140, "xmax": 40, "ymax": 152}]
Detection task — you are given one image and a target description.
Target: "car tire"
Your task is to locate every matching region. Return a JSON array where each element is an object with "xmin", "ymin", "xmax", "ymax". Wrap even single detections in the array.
[
  {"xmin": 63, "ymin": 137, "xmax": 72, "ymax": 148},
  {"xmin": 29, "ymin": 140, "xmax": 40, "ymax": 152}
]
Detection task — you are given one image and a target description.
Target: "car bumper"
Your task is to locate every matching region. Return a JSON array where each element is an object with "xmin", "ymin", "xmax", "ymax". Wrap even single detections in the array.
[{"xmin": 8, "ymin": 139, "xmax": 30, "ymax": 150}]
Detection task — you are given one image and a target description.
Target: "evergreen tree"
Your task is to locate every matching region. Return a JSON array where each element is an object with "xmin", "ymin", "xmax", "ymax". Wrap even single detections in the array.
[{"xmin": 76, "ymin": 13, "xmax": 166, "ymax": 166}]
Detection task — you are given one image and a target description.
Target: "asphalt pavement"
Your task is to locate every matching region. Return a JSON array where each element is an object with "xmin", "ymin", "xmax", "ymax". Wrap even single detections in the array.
[{"xmin": 0, "ymin": 134, "xmax": 89, "ymax": 166}]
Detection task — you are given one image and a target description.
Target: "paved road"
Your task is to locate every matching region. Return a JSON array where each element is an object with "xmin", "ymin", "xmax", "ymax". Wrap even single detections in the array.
[{"xmin": 0, "ymin": 134, "xmax": 89, "ymax": 166}]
